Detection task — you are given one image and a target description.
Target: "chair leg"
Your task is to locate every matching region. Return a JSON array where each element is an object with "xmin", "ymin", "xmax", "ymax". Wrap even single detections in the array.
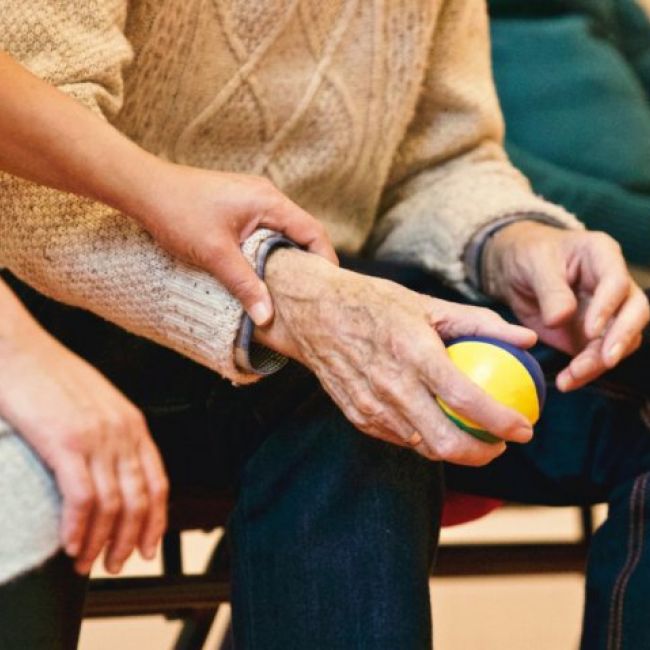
[
  {"xmin": 580, "ymin": 505, "xmax": 595, "ymax": 545},
  {"xmin": 163, "ymin": 531, "xmax": 184, "ymax": 576},
  {"xmin": 172, "ymin": 532, "xmax": 231, "ymax": 650}
]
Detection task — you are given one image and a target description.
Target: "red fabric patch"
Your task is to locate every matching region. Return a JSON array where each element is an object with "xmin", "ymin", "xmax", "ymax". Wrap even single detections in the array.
[{"xmin": 441, "ymin": 491, "xmax": 503, "ymax": 527}]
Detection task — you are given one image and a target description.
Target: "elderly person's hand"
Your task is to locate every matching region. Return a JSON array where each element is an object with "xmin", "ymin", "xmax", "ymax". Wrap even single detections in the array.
[
  {"xmin": 482, "ymin": 222, "xmax": 650, "ymax": 391},
  {"xmin": 0, "ymin": 283, "xmax": 168, "ymax": 576},
  {"xmin": 255, "ymin": 249, "xmax": 538, "ymax": 467}
]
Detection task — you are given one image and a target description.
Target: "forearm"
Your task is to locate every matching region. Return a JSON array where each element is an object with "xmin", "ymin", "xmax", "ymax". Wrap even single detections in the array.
[
  {"xmin": 0, "ymin": 52, "xmax": 164, "ymax": 221},
  {"xmin": 0, "ymin": 279, "xmax": 41, "ymax": 353}
]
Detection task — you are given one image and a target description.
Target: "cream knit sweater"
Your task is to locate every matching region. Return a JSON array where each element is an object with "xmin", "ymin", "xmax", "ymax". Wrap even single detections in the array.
[{"xmin": 0, "ymin": 0, "xmax": 582, "ymax": 582}]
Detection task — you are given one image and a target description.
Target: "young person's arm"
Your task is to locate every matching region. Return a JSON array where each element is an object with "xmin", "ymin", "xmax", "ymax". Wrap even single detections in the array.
[
  {"xmin": 0, "ymin": 51, "xmax": 335, "ymax": 328},
  {"xmin": 0, "ymin": 280, "xmax": 168, "ymax": 576}
]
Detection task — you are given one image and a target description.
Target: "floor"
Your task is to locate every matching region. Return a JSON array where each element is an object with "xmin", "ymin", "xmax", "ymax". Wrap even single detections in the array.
[{"xmin": 80, "ymin": 505, "xmax": 604, "ymax": 649}]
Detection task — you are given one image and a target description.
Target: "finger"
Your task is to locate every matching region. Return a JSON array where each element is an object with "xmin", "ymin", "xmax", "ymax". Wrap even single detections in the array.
[
  {"xmin": 54, "ymin": 455, "xmax": 95, "ymax": 557},
  {"xmin": 528, "ymin": 256, "xmax": 578, "ymax": 327},
  {"xmin": 344, "ymin": 402, "xmax": 409, "ymax": 448},
  {"xmin": 410, "ymin": 384, "xmax": 507, "ymax": 466},
  {"xmin": 601, "ymin": 286, "xmax": 650, "ymax": 368},
  {"xmin": 433, "ymin": 302, "xmax": 537, "ymax": 348},
  {"xmin": 556, "ymin": 337, "xmax": 605, "ymax": 392},
  {"xmin": 421, "ymin": 347, "xmax": 534, "ymax": 444},
  {"xmin": 327, "ymin": 374, "xmax": 412, "ymax": 448},
  {"xmin": 583, "ymin": 265, "xmax": 630, "ymax": 339},
  {"xmin": 368, "ymin": 368, "xmax": 507, "ymax": 466},
  {"xmin": 137, "ymin": 438, "xmax": 169, "ymax": 560},
  {"xmin": 104, "ymin": 455, "xmax": 148, "ymax": 574},
  {"xmin": 203, "ymin": 239, "xmax": 274, "ymax": 327},
  {"xmin": 75, "ymin": 457, "xmax": 121, "ymax": 575},
  {"xmin": 262, "ymin": 200, "xmax": 338, "ymax": 265}
]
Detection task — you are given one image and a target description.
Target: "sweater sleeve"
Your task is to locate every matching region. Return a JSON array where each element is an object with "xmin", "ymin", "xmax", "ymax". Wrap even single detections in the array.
[
  {"xmin": 0, "ymin": 0, "xmax": 272, "ymax": 384},
  {"xmin": 368, "ymin": 0, "xmax": 583, "ymax": 294}
]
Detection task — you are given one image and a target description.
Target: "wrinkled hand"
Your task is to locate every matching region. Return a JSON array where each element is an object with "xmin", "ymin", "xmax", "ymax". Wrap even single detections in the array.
[
  {"xmin": 0, "ymin": 290, "xmax": 168, "ymax": 575},
  {"xmin": 256, "ymin": 249, "xmax": 538, "ymax": 467},
  {"xmin": 133, "ymin": 163, "xmax": 338, "ymax": 326},
  {"xmin": 483, "ymin": 222, "xmax": 650, "ymax": 391}
]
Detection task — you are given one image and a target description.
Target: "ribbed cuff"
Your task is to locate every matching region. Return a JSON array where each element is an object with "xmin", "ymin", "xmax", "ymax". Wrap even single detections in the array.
[
  {"xmin": 235, "ymin": 235, "xmax": 298, "ymax": 375},
  {"xmin": 463, "ymin": 212, "xmax": 578, "ymax": 294},
  {"xmin": 160, "ymin": 229, "xmax": 287, "ymax": 385}
]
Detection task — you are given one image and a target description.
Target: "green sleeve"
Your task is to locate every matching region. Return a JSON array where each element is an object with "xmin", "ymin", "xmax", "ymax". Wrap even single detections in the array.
[{"xmin": 506, "ymin": 141, "xmax": 650, "ymax": 266}]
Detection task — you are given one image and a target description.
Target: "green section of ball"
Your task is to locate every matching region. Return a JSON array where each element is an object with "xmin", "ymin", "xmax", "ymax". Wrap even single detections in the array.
[{"xmin": 444, "ymin": 411, "xmax": 501, "ymax": 444}]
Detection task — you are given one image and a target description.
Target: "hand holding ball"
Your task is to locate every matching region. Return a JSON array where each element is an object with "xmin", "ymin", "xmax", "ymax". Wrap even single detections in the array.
[{"xmin": 437, "ymin": 336, "xmax": 546, "ymax": 443}]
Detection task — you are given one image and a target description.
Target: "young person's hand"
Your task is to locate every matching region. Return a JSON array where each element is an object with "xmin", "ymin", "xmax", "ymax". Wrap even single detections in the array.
[
  {"xmin": 483, "ymin": 222, "xmax": 650, "ymax": 391},
  {"xmin": 129, "ymin": 164, "xmax": 338, "ymax": 327},
  {"xmin": 0, "ymin": 53, "xmax": 337, "ymax": 327},
  {"xmin": 0, "ymin": 284, "xmax": 168, "ymax": 575}
]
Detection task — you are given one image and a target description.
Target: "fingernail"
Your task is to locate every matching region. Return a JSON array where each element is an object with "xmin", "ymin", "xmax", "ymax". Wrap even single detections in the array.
[
  {"xmin": 108, "ymin": 561, "xmax": 122, "ymax": 575},
  {"xmin": 143, "ymin": 546, "xmax": 155, "ymax": 560},
  {"xmin": 607, "ymin": 343, "xmax": 623, "ymax": 366},
  {"xmin": 249, "ymin": 301, "xmax": 272, "ymax": 327},
  {"xmin": 556, "ymin": 373, "xmax": 570, "ymax": 392},
  {"xmin": 516, "ymin": 426, "xmax": 533, "ymax": 442}
]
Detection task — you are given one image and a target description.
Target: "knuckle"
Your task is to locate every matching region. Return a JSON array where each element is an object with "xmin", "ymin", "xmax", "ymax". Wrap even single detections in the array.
[
  {"xmin": 151, "ymin": 477, "xmax": 170, "ymax": 503},
  {"xmin": 229, "ymin": 274, "xmax": 260, "ymax": 300},
  {"xmin": 126, "ymin": 495, "xmax": 149, "ymax": 517},
  {"xmin": 101, "ymin": 493, "xmax": 122, "ymax": 517},
  {"xmin": 71, "ymin": 488, "xmax": 95, "ymax": 512},
  {"xmin": 432, "ymin": 436, "xmax": 459, "ymax": 460},
  {"xmin": 440, "ymin": 384, "xmax": 472, "ymax": 413},
  {"xmin": 345, "ymin": 408, "xmax": 367, "ymax": 431},
  {"xmin": 127, "ymin": 408, "xmax": 148, "ymax": 433},
  {"xmin": 594, "ymin": 231, "xmax": 622, "ymax": 254}
]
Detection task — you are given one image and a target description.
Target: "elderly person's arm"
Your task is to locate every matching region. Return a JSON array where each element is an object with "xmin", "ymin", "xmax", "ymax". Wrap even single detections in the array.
[
  {"xmin": 254, "ymin": 0, "xmax": 647, "ymax": 459},
  {"xmin": 369, "ymin": 0, "xmax": 648, "ymax": 391}
]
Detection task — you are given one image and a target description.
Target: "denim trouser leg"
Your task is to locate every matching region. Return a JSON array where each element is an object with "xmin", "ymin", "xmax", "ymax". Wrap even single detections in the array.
[
  {"xmin": 229, "ymin": 392, "xmax": 443, "ymax": 650},
  {"xmin": 1, "ymin": 270, "xmax": 444, "ymax": 650},
  {"xmin": 445, "ymin": 345, "xmax": 650, "ymax": 650}
]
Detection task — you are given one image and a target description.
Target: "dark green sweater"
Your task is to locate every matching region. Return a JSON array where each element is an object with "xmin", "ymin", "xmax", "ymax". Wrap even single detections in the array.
[{"xmin": 488, "ymin": 0, "xmax": 650, "ymax": 265}]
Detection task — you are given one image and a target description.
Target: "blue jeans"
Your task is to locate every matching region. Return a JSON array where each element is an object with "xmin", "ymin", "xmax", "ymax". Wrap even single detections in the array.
[{"xmin": 2, "ymin": 264, "xmax": 650, "ymax": 650}]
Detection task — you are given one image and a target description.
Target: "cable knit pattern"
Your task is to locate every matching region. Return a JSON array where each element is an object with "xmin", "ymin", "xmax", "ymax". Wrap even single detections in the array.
[
  {"xmin": 0, "ymin": 0, "xmax": 582, "ymax": 368},
  {"xmin": 0, "ymin": 0, "xmax": 584, "ymax": 582}
]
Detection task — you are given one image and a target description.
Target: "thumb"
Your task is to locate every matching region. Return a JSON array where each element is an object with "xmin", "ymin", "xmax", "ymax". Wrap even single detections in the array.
[
  {"xmin": 529, "ymin": 264, "xmax": 578, "ymax": 327},
  {"xmin": 205, "ymin": 243, "xmax": 274, "ymax": 327}
]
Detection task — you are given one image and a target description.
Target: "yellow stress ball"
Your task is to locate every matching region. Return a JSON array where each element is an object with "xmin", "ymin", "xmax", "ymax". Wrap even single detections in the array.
[{"xmin": 437, "ymin": 336, "xmax": 546, "ymax": 443}]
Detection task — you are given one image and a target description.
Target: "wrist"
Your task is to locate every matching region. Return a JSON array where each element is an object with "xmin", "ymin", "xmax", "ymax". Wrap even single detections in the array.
[
  {"xmin": 0, "ymin": 284, "xmax": 36, "ymax": 353},
  {"xmin": 103, "ymin": 151, "xmax": 171, "ymax": 225},
  {"xmin": 253, "ymin": 248, "xmax": 342, "ymax": 363},
  {"xmin": 482, "ymin": 221, "xmax": 558, "ymax": 298}
]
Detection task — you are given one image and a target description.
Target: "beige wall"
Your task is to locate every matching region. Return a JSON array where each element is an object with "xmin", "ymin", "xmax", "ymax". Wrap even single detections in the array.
[{"xmin": 639, "ymin": 0, "xmax": 650, "ymax": 15}]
